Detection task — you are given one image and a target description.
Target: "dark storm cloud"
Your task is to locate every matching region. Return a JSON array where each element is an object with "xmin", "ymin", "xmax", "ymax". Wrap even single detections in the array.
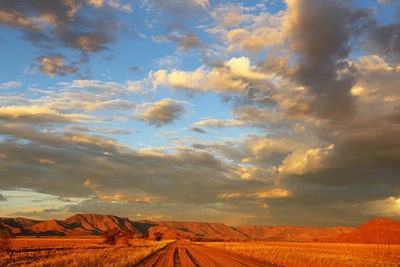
[
  {"xmin": 367, "ymin": 22, "xmax": 400, "ymax": 65},
  {"xmin": 284, "ymin": 0, "xmax": 374, "ymax": 122},
  {"xmin": 0, "ymin": 124, "xmax": 271, "ymax": 209}
]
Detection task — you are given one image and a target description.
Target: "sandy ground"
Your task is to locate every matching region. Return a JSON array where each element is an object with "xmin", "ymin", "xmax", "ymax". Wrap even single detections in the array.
[{"xmin": 134, "ymin": 240, "xmax": 284, "ymax": 267}]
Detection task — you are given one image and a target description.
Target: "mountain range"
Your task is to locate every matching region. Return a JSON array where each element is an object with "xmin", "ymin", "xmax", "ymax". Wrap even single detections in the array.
[{"xmin": 1, "ymin": 214, "xmax": 399, "ymax": 243}]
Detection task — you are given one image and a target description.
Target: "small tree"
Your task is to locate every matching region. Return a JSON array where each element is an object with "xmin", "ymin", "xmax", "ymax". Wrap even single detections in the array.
[
  {"xmin": 120, "ymin": 230, "xmax": 134, "ymax": 246},
  {"xmin": 101, "ymin": 227, "xmax": 122, "ymax": 245},
  {"xmin": 0, "ymin": 228, "xmax": 14, "ymax": 252}
]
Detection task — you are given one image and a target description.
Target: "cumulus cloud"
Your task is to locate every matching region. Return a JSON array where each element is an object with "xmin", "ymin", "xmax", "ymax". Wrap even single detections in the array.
[
  {"xmin": 226, "ymin": 12, "xmax": 285, "ymax": 53},
  {"xmin": 211, "ymin": 4, "xmax": 252, "ymax": 28},
  {"xmin": 0, "ymin": 125, "xmax": 259, "ymax": 213},
  {"xmin": 136, "ymin": 57, "xmax": 269, "ymax": 94},
  {"xmin": 0, "ymin": 0, "xmax": 118, "ymax": 74},
  {"xmin": 1, "ymin": 0, "xmax": 400, "ymax": 227},
  {"xmin": 281, "ymin": 0, "xmax": 374, "ymax": 122},
  {"xmin": 36, "ymin": 55, "xmax": 77, "ymax": 77},
  {"xmin": 274, "ymin": 145, "xmax": 334, "ymax": 182},
  {"xmin": 366, "ymin": 22, "xmax": 400, "ymax": 65},
  {"xmin": 208, "ymin": 6, "xmax": 286, "ymax": 53},
  {"xmin": 0, "ymin": 1, "xmax": 116, "ymax": 50},
  {"xmin": 135, "ymin": 98, "xmax": 191, "ymax": 126},
  {"xmin": 166, "ymin": 34, "xmax": 204, "ymax": 51}
]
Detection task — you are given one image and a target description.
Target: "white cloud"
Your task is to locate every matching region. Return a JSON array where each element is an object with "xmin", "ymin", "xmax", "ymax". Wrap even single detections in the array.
[
  {"xmin": 135, "ymin": 57, "xmax": 268, "ymax": 94},
  {"xmin": 107, "ymin": 0, "xmax": 133, "ymax": 13},
  {"xmin": 275, "ymin": 145, "xmax": 334, "ymax": 181},
  {"xmin": 0, "ymin": 81, "xmax": 22, "ymax": 90}
]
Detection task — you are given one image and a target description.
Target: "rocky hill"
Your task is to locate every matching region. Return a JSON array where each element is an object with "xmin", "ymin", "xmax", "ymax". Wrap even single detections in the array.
[
  {"xmin": 62, "ymin": 214, "xmax": 141, "ymax": 235},
  {"xmin": 1, "ymin": 214, "xmax": 398, "ymax": 243},
  {"xmin": 335, "ymin": 218, "xmax": 400, "ymax": 244},
  {"xmin": 0, "ymin": 217, "xmax": 40, "ymax": 234}
]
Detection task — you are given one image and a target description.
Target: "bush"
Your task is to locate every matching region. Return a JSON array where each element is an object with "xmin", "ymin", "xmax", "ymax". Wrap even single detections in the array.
[
  {"xmin": 101, "ymin": 228, "xmax": 134, "ymax": 246},
  {"xmin": 0, "ymin": 228, "xmax": 14, "ymax": 252},
  {"xmin": 101, "ymin": 227, "xmax": 122, "ymax": 245},
  {"xmin": 153, "ymin": 231, "xmax": 164, "ymax": 242},
  {"xmin": 120, "ymin": 230, "xmax": 134, "ymax": 246}
]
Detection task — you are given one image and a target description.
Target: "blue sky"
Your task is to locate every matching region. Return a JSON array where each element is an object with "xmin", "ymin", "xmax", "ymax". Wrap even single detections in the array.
[{"xmin": 0, "ymin": 0, "xmax": 400, "ymax": 227}]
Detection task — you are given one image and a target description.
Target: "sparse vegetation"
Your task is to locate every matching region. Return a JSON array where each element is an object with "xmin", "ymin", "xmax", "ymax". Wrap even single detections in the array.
[
  {"xmin": 202, "ymin": 241, "xmax": 400, "ymax": 267},
  {"xmin": 153, "ymin": 231, "xmax": 164, "ymax": 241},
  {"xmin": 0, "ymin": 228, "xmax": 14, "ymax": 252},
  {"xmin": 0, "ymin": 237, "xmax": 174, "ymax": 266},
  {"xmin": 120, "ymin": 230, "xmax": 134, "ymax": 246}
]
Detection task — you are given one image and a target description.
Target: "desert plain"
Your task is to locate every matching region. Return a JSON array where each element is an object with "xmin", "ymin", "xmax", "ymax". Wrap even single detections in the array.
[{"xmin": 1, "ymin": 214, "xmax": 400, "ymax": 267}]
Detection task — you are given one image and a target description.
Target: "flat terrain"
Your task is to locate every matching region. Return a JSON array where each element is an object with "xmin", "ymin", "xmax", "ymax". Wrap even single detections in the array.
[
  {"xmin": 0, "ymin": 238, "xmax": 173, "ymax": 267},
  {"xmin": 135, "ymin": 240, "xmax": 280, "ymax": 267}
]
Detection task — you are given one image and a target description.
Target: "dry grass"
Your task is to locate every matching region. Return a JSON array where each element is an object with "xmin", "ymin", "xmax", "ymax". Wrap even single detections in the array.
[
  {"xmin": 202, "ymin": 241, "xmax": 400, "ymax": 267},
  {"xmin": 0, "ymin": 238, "xmax": 174, "ymax": 267}
]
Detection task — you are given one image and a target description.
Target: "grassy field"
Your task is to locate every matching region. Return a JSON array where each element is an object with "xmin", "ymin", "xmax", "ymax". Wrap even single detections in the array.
[
  {"xmin": 0, "ymin": 237, "xmax": 174, "ymax": 267},
  {"xmin": 202, "ymin": 241, "xmax": 400, "ymax": 267}
]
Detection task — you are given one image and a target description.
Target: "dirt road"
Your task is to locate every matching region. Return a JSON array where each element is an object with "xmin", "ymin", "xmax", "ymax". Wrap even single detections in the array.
[{"xmin": 134, "ymin": 240, "xmax": 284, "ymax": 267}]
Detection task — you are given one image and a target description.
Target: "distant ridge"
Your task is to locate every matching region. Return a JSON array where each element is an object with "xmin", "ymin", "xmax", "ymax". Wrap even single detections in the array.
[
  {"xmin": 235, "ymin": 225, "xmax": 354, "ymax": 242},
  {"xmin": 1, "ymin": 214, "xmax": 399, "ymax": 243}
]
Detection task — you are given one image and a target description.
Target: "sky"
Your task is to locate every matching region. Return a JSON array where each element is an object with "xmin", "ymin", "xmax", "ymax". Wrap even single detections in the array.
[{"xmin": 0, "ymin": 0, "xmax": 399, "ymax": 227}]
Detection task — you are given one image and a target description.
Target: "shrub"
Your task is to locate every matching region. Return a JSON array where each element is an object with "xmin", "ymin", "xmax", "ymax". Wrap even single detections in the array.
[
  {"xmin": 153, "ymin": 231, "xmax": 164, "ymax": 242},
  {"xmin": 101, "ymin": 228, "xmax": 135, "ymax": 246},
  {"xmin": 0, "ymin": 228, "xmax": 14, "ymax": 252},
  {"xmin": 101, "ymin": 227, "xmax": 122, "ymax": 245},
  {"xmin": 120, "ymin": 230, "xmax": 134, "ymax": 246}
]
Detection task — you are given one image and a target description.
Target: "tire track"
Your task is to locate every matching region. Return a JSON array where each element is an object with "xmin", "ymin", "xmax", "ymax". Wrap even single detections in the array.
[
  {"xmin": 173, "ymin": 247, "xmax": 180, "ymax": 267},
  {"xmin": 183, "ymin": 248, "xmax": 202, "ymax": 267}
]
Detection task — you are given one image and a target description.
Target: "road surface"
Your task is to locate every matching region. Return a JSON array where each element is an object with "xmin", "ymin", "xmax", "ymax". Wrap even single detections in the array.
[{"xmin": 134, "ymin": 240, "xmax": 284, "ymax": 267}]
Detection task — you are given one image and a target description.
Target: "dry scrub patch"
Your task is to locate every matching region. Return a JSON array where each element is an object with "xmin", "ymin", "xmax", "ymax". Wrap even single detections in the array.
[
  {"xmin": 0, "ymin": 238, "xmax": 174, "ymax": 267},
  {"xmin": 201, "ymin": 241, "xmax": 400, "ymax": 267}
]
